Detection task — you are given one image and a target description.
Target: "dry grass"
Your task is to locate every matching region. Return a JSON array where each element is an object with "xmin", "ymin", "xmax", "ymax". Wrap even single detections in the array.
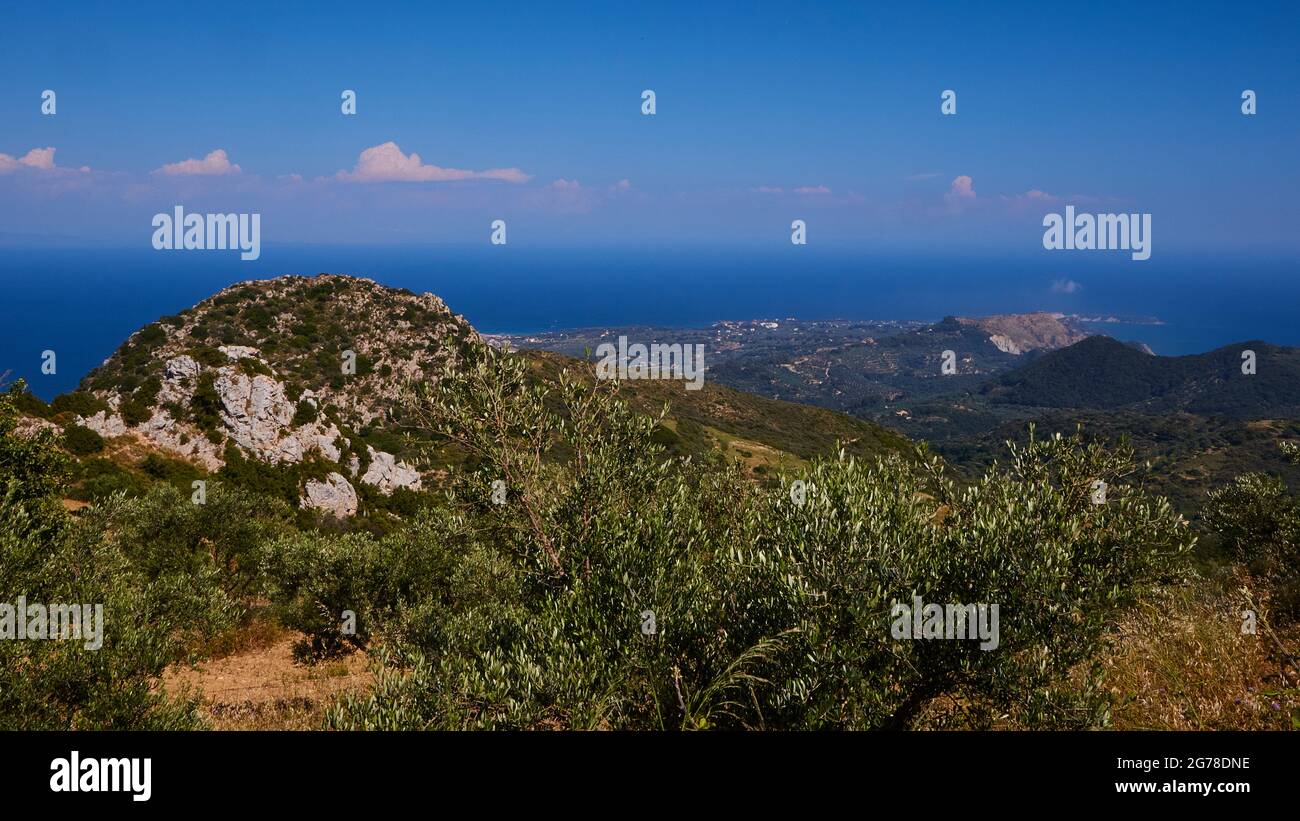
[
  {"xmin": 1102, "ymin": 577, "xmax": 1300, "ymax": 730},
  {"xmin": 164, "ymin": 629, "xmax": 373, "ymax": 730},
  {"xmin": 200, "ymin": 611, "xmax": 291, "ymax": 660}
]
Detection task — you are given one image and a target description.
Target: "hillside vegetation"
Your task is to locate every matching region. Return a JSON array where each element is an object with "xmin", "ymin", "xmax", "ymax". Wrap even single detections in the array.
[
  {"xmin": 1, "ymin": 277, "xmax": 1296, "ymax": 731},
  {"xmin": 984, "ymin": 336, "xmax": 1300, "ymax": 417},
  {"xmin": 502, "ymin": 313, "xmax": 1089, "ymax": 416},
  {"xmin": 18, "ymin": 275, "xmax": 912, "ymax": 528}
]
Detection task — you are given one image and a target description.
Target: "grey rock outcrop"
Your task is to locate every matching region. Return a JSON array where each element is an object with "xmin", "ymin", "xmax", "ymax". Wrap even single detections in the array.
[
  {"xmin": 80, "ymin": 359, "xmax": 345, "ymax": 470},
  {"xmin": 69, "ymin": 274, "xmax": 472, "ymax": 517},
  {"xmin": 214, "ymin": 369, "xmax": 331, "ymax": 460},
  {"xmin": 301, "ymin": 472, "xmax": 358, "ymax": 517},
  {"xmin": 82, "ymin": 407, "xmax": 129, "ymax": 439},
  {"xmin": 360, "ymin": 446, "xmax": 423, "ymax": 493},
  {"xmin": 13, "ymin": 415, "xmax": 60, "ymax": 438}
]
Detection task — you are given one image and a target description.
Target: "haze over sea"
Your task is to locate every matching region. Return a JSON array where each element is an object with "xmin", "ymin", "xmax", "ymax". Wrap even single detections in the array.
[{"xmin": 2, "ymin": 244, "xmax": 1297, "ymax": 399}]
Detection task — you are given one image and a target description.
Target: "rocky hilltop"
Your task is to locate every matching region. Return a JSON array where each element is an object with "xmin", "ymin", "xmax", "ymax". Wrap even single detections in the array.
[
  {"xmin": 954, "ymin": 312, "xmax": 1088, "ymax": 355},
  {"xmin": 76, "ymin": 274, "xmax": 478, "ymax": 516},
  {"xmin": 59, "ymin": 274, "xmax": 914, "ymax": 519}
]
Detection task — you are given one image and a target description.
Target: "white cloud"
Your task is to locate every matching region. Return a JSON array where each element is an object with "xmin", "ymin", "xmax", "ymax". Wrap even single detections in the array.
[
  {"xmin": 0, "ymin": 147, "xmax": 83, "ymax": 174},
  {"xmin": 1051, "ymin": 278, "xmax": 1083, "ymax": 294},
  {"xmin": 336, "ymin": 141, "xmax": 531, "ymax": 183},
  {"xmin": 17, "ymin": 147, "xmax": 54, "ymax": 170},
  {"xmin": 794, "ymin": 185, "xmax": 832, "ymax": 195},
  {"xmin": 948, "ymin": 175, "xmax": 976, "ymax": 199},
  {"xmin": 938, "ymin": 175, "xmax": 978, "ymax": 211},
  {"xmin": 550, "ymin": 178, "xmax": 581, "ymax": 190},
  {"xmin": 155, "ymin": 148, "xmax": 242, "ymax": 176}
]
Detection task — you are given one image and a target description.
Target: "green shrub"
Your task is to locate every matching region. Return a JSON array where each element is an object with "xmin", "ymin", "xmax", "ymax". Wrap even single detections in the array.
[
  {"xmin": 242, "ymin": 305, "xmax": 273, "ymax": 331},
  {"xmin": 216, "ymin": 443, "xmax": 333, "ymax": 510},
  {"xmin": 119, "ymin": 398, "xmax": 151, "ymax": 427},
  {"xmin": 51, "ymin": 391, "xmax": 109, "ymax": 418},
  {"xmin": 237, "ymin": 357, "xmax": 273, "ymax": 378},
  {"xmin": 188, "ymin": 346, "xmax": 226, "ymax": 367},
  {"xmin": 133, "ymin": 375, "xmax": 162, "ymax": 407},
  {"xmin": 135, "ymin": 323, "xmax": 167, "ymax": 348},
  {"xmin": 138, "ymin": 452, "xmax": 202, "ymax": 485},
  {"xmin": 360, "ymin": 428, "xmax": 405, "ymax": 455},
  {"xmin": 292, "ymin": 400, "xmax": 318, "ymax": 426},
  {"xmin": 261, "ymin": 346, "xmax": 1193, "ymax": 730},
  {"xmin": 0, "ymin": 388, "xmax": 238, "ymax": 729},
  {"xmin": 69, "ymin": 457, "xmax": 150, "ymax": 501},
  {"xmin": 104, "ymin": 481, "xmax": 293, "ymax": 598},
  {"xmin": 7, "ymin": 383, "xmax": 50, "ymax": 418},
  {"xmin": 1204, "ymin": 442, "xmax": 1300, "ymax": 620},
  {"xmin": 190, "ymin": 371, "xmax": 222, "ymax": 432},
  {"xmin": 0, "ymin": 380, "xmax": 69, "ymax": 508},
  {"xmin": 62, "ymin": 424, "xmax": 105, "ymax": 456}
]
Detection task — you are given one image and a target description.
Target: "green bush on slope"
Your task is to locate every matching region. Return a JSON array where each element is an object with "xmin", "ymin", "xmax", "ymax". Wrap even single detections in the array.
[
  {"xmin": 1204, "ymin": 442, "xmax": 1300, "ymax": 621},
  {"xmin": 0, "ymin": 348, "xmax": 1211, "ymax": 730},
  {"xmin": 260, "ymin": 345, "xmax": 1193, "ymax": 730},
  {"xmin": 0, "ymin": 383, "xmax": 244, "ymax": 729}
]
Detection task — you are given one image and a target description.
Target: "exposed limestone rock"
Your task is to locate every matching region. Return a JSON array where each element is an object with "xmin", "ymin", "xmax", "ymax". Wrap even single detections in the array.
[
  {"xmin": 165, "ymin": 354, "xmax": 201, "ymax": 381},
  {"xmin": 212, "ymin": 369, "xmax": 343, "ymax": 464},
  {"xmin": 957, "ymin": 312, "xmax": 1088, "ymax": 354},
  {"xmin": 81, "ymin": 407, "xmax": 128, "ymax": 438},
  {"xmin": 219, "ymin": 345, "xmax": 261, "ymax": 361},
  {"xmin": 988, "ymin": 334, "xmax": 1022, "ymax": 355},
  {"xmin": 140, "ymin": 407, "xmax": 222, "ymax": 470},
  {"xmin": 360, "ymin": 445, "xmax": 422, "ymax": 493},
  {"xmin": 294, "ymin": 426, "xmax": 343, "ymax": 463},
  {"xmin": 70, "ymin": 274, "xmax": 472, "ymax": 516},
  {"xmin": 13, "ymin": 415, "xmax": 60, "ymax": 438},
  {"xmin": 214, "ymin": 370, "xmax": 295, "ymax": 453},
  {"xmin": 158, "ymin": 355, "xmax": 200, "ymax": 406},
  {"xmin": 80, "ymin": 362, "xmax": 343, "ymax": 471},
  {"xmin": 300, "ymin": 472, "xmax": 358, "ymax": 517}
]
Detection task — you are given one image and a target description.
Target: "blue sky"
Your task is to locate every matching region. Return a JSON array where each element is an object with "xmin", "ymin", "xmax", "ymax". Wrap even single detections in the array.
[{"xmin": 1, "ymin": 0, "xmax": 1298, "ymax": 252}]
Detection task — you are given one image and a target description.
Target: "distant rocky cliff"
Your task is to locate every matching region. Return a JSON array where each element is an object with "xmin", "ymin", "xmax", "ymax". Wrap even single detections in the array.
[{"xmin": 955, "ymin": 312, "xmax": 1089, "ymax": 355}]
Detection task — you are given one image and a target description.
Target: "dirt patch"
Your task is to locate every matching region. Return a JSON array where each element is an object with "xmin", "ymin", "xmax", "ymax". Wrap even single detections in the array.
[{"xmin": 164, "ymin": 634, "xmax": 373, "ymax": 730}]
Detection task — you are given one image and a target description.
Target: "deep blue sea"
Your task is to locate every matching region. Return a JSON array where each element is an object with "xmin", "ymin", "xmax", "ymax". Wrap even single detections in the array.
[{"xmin": 3, "ymin": 243, "xmax": 1298, "ymax": 399}]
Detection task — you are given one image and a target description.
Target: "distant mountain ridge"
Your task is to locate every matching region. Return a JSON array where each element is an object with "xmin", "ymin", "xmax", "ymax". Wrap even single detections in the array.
[
  {"xmin": 497, "ymin": 314, "xmax": 1300, "ymax": 517},
  {"xmin": 499, "ymin": 311, "xmax": 1098, "ymax": 416},
  {"xmin": 983, "ymin": 335, "xmax": 1300, "ymax": 417}
]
